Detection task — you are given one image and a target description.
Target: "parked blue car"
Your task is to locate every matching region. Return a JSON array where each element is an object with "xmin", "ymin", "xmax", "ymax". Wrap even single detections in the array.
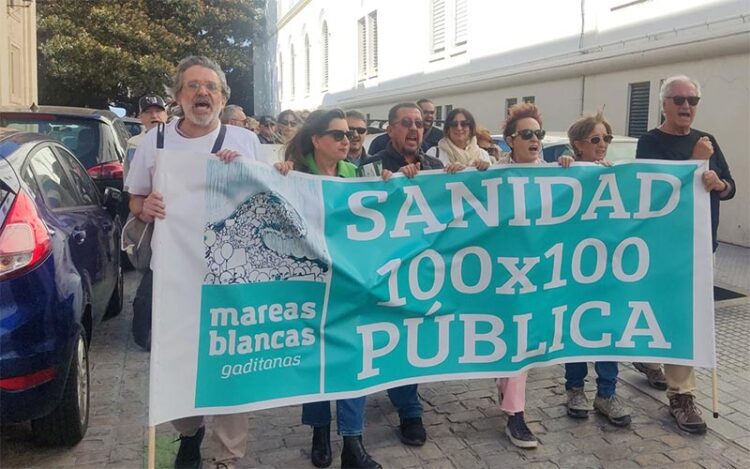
[{"xmin": 0, "ymin": 128, "xmax": 123, "ymax": 446}]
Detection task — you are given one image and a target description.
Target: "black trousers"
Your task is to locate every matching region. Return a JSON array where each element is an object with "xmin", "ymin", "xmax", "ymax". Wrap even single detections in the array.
[{"xmin": 132, "ymin": 268, "xmax": 152, "ymax": 350}]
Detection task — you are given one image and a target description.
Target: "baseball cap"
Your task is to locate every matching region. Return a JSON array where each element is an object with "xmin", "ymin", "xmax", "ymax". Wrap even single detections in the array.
[{"xmin": 139, "ymin": 95, "xmax": 166, "ymax": 114}]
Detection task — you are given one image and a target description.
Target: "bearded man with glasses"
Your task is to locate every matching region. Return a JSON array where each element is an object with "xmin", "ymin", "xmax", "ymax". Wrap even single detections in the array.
[
  {"xmin": 634, "ymin": 74, "xmax": 736, "ymax": 435},
  {"xmin": 344, "ymin": 109, "xmax": 370, "ymax": 166}
]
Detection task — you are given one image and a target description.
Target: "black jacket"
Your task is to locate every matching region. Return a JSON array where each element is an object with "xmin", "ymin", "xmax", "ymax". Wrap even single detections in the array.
[{"xmin": 361, "ymin": 142, "xmax": 444, "ymax": 173}]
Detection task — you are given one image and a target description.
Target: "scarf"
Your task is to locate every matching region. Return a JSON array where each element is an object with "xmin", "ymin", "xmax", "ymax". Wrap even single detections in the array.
[{"xmin": 437, "ymin": 136, "xmax": 483, "ymax": 165}]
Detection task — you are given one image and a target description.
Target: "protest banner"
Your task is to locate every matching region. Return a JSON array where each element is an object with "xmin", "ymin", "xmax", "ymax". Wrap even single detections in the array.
[{"xmin": 149, "ymin": 153, "xmax": 713, "ymax": 425}]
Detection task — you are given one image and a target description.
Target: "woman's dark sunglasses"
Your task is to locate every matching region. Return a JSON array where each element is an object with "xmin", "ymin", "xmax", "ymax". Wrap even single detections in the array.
[
  {"xmin": 446, "ymin": 120, "xmax": 472, "ymax": 129},
  {"xmin": 668, "ymin": 96, "xmax": 700, "ymax": 106},
  {"xmin": 511, "ymin": 129, "xmax": 546, "ymax": 140},
  {"xmin": 320, "ymin": 129, "xmax": 354, "ymax": 141},
  {"xmin": 585, "ymin": 134, "xmax": 614, "ymax": 144},
  {"xmin": 279, "ymin": 119, "xmax": 298, "ymax": 127}
]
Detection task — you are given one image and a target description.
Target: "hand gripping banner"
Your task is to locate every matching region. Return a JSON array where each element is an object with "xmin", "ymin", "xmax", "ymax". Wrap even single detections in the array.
[{"xmin": 149, "ymin": 152, "xmax": 714, "ymax": 425}]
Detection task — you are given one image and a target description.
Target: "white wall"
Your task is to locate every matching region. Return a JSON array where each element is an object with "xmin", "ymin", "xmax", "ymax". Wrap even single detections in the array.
[{"xmin": 256, "ymin": 0, "xmax": 750, "ymax": 246}]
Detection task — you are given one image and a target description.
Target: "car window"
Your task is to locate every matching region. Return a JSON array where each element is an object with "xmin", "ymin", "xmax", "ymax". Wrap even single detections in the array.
[
  {"xmin": 27, "ymin": 146, "xmax": 82, "ymax": 209},
  {"xmin": 0, "ymin": 114, "xmax": 101, "ymax": 169},
  {"xmin": 54, "ymin": 145, "xmax": 100, "ymax": 206}
]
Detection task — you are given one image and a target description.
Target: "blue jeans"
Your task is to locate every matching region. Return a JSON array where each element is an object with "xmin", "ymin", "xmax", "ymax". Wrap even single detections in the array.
[
  {"xmin": 387, "ymin": 385, "xmax": 422, "ymax": 419},
  {"xmin": 302, "ymin": 397, "xmax": 365, "ymax": 436},
  {"xmin": 565, "ymin": 362, "xmax": 618, "ymax": 398}
]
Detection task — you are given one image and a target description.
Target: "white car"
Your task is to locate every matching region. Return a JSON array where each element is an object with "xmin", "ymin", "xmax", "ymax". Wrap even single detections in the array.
[{"xmin": 539, "ymin": 131, "xmax": 638, "ymax": 163}]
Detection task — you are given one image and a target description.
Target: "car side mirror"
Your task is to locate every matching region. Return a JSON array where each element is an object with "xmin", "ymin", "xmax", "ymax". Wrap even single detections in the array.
[{"xmin": 102, "ymin": 187, "xmax": 122, "ymax": 217}]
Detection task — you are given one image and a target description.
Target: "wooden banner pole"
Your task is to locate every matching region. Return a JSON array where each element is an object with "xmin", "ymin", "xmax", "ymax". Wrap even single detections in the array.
[
  {"xmin": 712, "ymin": 367, "xmax": 719, "ymax": 418},
  {"xmin": 148, "ymin": 425, "xmax": 156, "ymax": 469}
]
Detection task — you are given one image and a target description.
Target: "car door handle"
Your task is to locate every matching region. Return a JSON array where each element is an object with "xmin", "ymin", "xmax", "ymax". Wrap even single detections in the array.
[
  {"xmin": 72, "ymin": 227, "xmax": 87, "ymax": 245},
  {"xmin": 101, "ymin": 221, "xmax": 113, "ymax": 231}
]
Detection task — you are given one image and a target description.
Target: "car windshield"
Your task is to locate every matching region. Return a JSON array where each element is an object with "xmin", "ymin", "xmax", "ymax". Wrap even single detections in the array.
[{"xmin": 0, "ymin": 115, "xmax": 101, "ymax": 168}]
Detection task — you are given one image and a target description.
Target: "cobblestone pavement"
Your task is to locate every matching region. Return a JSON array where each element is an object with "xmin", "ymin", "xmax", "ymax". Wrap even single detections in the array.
[{"xmin": 1, "ymin": 243, "xmax": 749, "ymax": 468}]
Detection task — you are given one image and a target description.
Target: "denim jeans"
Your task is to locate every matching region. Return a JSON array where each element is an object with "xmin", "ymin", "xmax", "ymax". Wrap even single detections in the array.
[
  {"xmin": 302, "ymin": 398, "xmax": 365, "ymax": 436},
  {"xmin": 387, "ymin": 385, "xmax": 423, "ymax": 419},
  {"xmin": 565, "ymin": 362, "xmax": 618, "ymax": 398}
]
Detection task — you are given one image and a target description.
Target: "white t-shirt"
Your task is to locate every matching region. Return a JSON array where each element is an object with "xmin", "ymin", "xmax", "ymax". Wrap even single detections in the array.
[{"xmin": 125, "ymin": 119, "xmax": 262, "ymax": 196}]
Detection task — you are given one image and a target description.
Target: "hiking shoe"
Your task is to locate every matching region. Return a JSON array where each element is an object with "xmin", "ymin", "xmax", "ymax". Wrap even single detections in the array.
[
  {"xmin": 505, "ymin": 412, "xmax": 538, "ymax": 449},
  {"xmin": 174, "ymin": 425, "xmax": 204, "ymax": 469},
  {"xmin": 594, "ymin": 394, "xmax": 632, "ymax": 427},
  {"xmin": 633, "ymin": 362, "xmax": 668, "ymax": 390},
  {"xmin": 398, "ymin": 417, "xmax": 426, "ymax": 446},
  {"xmin": 566, "ymin": 387, "xmax": 591, "ymax": 419},
  {"xmin": 669, "ymin": 394, "xmax": 707, "ymax": 434}
]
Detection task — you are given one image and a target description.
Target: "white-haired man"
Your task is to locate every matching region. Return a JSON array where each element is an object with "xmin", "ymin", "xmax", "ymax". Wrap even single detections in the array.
[{"xmin": 635, "ymin": 74, "xmax": 735, "ymax": 435}]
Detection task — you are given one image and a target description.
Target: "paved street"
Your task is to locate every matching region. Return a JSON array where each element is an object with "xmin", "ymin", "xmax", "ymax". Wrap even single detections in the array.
[{"xmin": 1, "ymin": 243, "xmax": 749, "ymax": 469}]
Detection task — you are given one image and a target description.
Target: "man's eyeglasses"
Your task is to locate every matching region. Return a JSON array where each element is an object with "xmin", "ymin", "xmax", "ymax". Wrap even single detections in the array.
[
  {"xmin": 667, "ymin": 96, "xmax": 700, "ymax": 106},
  {"xmin": 396, "ymin": 118, "xmax": 424, "ymax": 129},
  {"xmin": 446, "ymin": 120, "xmax": 471, "ymax": 129},
  {"xmin": 584, "ymin": 134, "xmax": 614, "ymax": 144},
  {"xmin": 511, "ymin": 129, "xmax": 546, "ymax": 140},
  {"xmin": 185, "ymin": 81, "xmax": 221, "ymax": 93},
  {"xmin": 320, "ymin": 129, "xmax": 354, "ymax": 141},
  {"xmin": 279, "ymin": 120, "xmax": 298, "ymax": 127},
  {"xmin": 350, "ymin": 127, "xmax": 367, "ymax": 135}
]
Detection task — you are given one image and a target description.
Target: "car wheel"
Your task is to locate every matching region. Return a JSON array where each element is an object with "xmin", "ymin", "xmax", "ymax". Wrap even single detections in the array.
[
  {"xmin": 31, "ymin": 331, "xmax": 90, "ymax": 446},
  {"xmin": 104, "ymin": 265, "xmax": 124, "ymax": 319}
]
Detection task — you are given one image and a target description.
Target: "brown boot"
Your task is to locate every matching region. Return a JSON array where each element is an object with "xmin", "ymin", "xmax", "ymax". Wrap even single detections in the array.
[
  {"xmin": 633, "ymin": 362, "xmax": 668, "ymax": 390},
  {"xmin": 669, "ymin": 393, "xmax": 707, "ymax": 434}
]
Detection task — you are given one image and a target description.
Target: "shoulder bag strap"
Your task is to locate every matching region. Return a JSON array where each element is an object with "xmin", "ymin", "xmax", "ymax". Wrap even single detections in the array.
[
  {"xmin": 211, "ymin": 124, "xmax": 227, "ymax": 154},
  {"xmin": 156, "ymin": 122, "xmax": 165, "ymax": 149}
]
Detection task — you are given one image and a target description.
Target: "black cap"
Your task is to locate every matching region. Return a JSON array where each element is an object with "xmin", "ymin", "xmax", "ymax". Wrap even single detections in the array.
[{"xmin": 139, "ymin": 95, "xmax": 166, "ymax": 114}]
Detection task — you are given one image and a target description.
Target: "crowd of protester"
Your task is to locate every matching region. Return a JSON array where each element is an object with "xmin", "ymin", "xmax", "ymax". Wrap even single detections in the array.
[{"xmin": 125, "ymin": 55, "xmax": 735, "ymax": 469}]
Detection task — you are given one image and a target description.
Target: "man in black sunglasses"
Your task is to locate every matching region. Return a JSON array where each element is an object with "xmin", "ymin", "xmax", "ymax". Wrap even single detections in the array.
[
  {"xmin": 345, "ymin": 109, "xmax": 370, "ymax": 166},
  {"xmin": 635, "ymin": 74, "xmax": 735, "ymax": 436},
  {"xmin": 368, "ymin": 98, "xmax": 444, "ymax": 155}
]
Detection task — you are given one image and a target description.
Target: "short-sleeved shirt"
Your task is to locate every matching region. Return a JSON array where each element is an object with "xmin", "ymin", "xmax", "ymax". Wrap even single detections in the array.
[{"xmin": 125, "ymin": 119, "xmax": 263, "ymax": 196}]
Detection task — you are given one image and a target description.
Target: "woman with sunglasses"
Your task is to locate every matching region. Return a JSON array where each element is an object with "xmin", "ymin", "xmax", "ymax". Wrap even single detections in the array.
[
  {"xmin": 280, "ymin": 108, "xmax": 382, "ymax": 469},
  {"xmin": 425, "ymin": 108, "xmax": 491, "ymax": 170},
  {"xmin": 499, "ymin": 102, "xmax": 574, "ymax": 167},
  {"xmin": 277, "ymin": 109, "xmax": 301, "ymax": 144},
  {"xmin": 568, "ymin": 111, "xmax": 616, "ymax": 166},
  {"xmin": 562, "ymin": 112, "xmax": 633, "ymax": 427},
  {"xmin": 492, "ymin": 103, "xmax": 574, "ymax": 450}
]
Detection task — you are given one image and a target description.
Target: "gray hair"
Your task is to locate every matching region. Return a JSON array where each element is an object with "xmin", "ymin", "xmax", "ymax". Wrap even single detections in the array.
[
  {"xmin": 220, "ymin": 104, "xmax": 244, "ymax": 123},
  {"xmin": 659, "ymin": 75, "xmax": 701, "ymax": 106},
  {"xmin": 345, "ymin": 109, "xmax": 367, "ymax": 122},
  {"xmin": 170, "ymin": 55, "xmax": 231, "ymax": 100}
]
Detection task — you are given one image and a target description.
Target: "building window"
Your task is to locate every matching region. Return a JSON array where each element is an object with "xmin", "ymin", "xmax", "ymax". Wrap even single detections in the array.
[
  {"xmin": 505, "ymin": 98, "xmax": 517, "ymax": 116},
  {"xmin": 321, "ymin": 22, "xmax": 329, "ymax": 91},
  {"xmin": 304, "ymin": 34, "xmax": 311, "ymax": 96},
  {"xmin": 357, "ymin": 11, "xmax": 378, "ymax": 81},
  {"xmin": 627, "ymin": 81, "xmax": 650, "ymax": 137},
  {"xmin": 367, "ymin": 11, "xmax": 378, "ymax": 77},
  {"xmin": 523, "ymin": 96, "xmax": 535, "ymax": 104},
  {"xmin": 430, "ymin": 0, "xmax": 468, "ymax": 59},
  {"xmin": 454, "ymin": 0, "xmax": 467, "ymax": 46},
  {"xmin": 435, "ymin": 105, "xmax": 443, "ymax": 122},
  {"xmin": 431, "ymin": 0, "xmax": 446, "ymax": 54},
  {"xmin": 290, "ymin": 44, "xmax": 296, "ymax": 98},
  {"xmin": 445, "ymin": 104, "xmax": 454, "ymax": 116}
]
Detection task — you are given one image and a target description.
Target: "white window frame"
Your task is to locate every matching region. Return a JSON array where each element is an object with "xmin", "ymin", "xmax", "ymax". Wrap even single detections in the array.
[
  {"xmin": 430, "ymin": 0, "xmax": 468, "ymax": 62},
  {"xmin": 357, "ymin": 10, "xmax": 379, "ymax": 82}
]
